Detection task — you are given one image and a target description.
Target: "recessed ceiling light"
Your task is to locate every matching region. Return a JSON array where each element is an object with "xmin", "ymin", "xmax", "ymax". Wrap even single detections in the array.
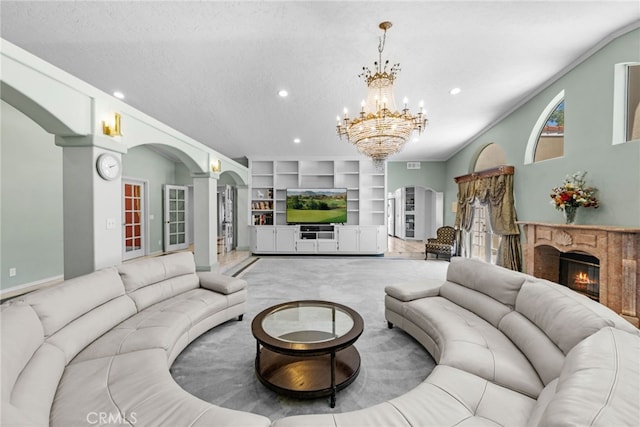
[
  {"xmin": 449, "ymin": 87, "xmax": 461, "ymax": 95},
  {"xmin": 278, "ymin": 90, "xmax": 288, "ymax": 98},
  {"xmin": 113, "ymin": 91, "xmax": 125, "ymax": 99},
  {"xmin": 293, "ymin": 138, "xmax": 301, "ymax": 144}
]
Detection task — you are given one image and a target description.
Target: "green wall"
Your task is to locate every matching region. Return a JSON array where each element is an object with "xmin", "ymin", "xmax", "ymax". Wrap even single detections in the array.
[
  {"xmin": 387, "ymin": 161, "xmax": 447, "ymax": 194},
  {"xmin": 122, "ymin": 146, "xmax": 184, "ymax": 255},
  {"xmin": 443, "ymin": 28, "xmax": 640, "ymax": 228},
  {"xmin": 0, "ymin": 107, "xmax": 191, "ymax": 291},
  {"xmin": 1, "ymin": 101, "xmax": 63, "ymax": 289}
]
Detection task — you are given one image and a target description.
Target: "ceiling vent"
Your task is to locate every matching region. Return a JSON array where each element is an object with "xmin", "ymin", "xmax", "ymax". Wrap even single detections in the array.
[{"xmin": 406, "ymin": 162, "xmax": 421, "ymax": 169}]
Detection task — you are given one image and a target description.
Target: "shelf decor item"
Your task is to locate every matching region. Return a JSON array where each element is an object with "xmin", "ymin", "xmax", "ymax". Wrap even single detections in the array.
[
  {"xmin": 336, "ymin": 21, "xmax": 427, "ymax": 170},
  {"xmin": 550, "ymin": 171, "xmax": 599, "ymax": 224}
]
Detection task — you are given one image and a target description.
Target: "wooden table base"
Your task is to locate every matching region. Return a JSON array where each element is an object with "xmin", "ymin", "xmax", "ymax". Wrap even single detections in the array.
[{"xmin": 255, "ymin": 345, "xmax": 361, "ymax": 406}]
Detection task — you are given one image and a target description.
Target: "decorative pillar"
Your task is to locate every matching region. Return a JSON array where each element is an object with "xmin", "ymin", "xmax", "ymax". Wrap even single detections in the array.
[
  {"xmin": 55, "ymin": 135, "xmax": 125, "ymax": 279},
  {"xmin": 192, "ymin": 171, "xmax": 219, "ymax": 271},
  {"xmin": 235, "ymin": 185, "xmax": 249, "ymax": 250}
]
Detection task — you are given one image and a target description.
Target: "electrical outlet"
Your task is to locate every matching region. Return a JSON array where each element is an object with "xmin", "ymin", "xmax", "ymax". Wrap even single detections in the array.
[
  {"xmin": 106, "ymin": 218, "xmax": 116, "ymax": 229},
  {"xmin": 9, "ymin": 268, "xmax": 16, "ymax": 277}
]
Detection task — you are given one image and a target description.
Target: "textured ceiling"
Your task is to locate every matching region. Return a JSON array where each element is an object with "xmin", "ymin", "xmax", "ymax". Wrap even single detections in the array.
[{"xmin": 2, "ymin": 1, "xmax": 639, "ymax": 162}]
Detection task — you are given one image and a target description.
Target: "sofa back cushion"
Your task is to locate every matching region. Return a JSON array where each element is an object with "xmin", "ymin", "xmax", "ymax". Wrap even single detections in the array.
[
  {"xmin": 118, "ymin": 252, "xmax": 199, "ymax": 311},
  {"xmin": 1, "ymin": 303, "xmax": 43, "ymax": 404},
  {"xmin": 22, "ymin": 267, "xmax": 126, "ymax": 337},
  {"xmin": 1, "ymin": 302, "xmax": 66, "ymax": 426},
  {"xmin": 440, "ymin": 282, "xmax": 511, "ymax": 327},
  {"xmin": 499, "ymin": 311, "xmax": 565, "ymax": 385},
  {"xmin": 530, "ymin": 327, "xmax": 640, "ymax": 427},
  {"xmin": 446, "ymin": 257, "xmax": 527, "ymax": 308},
  {"xmin": 516, "ymin": 278, "xmax": 613, "ymax": 355}
]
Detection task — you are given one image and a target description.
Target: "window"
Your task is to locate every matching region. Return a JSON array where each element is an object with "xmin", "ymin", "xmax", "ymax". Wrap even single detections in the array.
[
  {"xmin": 525, "ymin": 90, "xmax": 565, "ymax": 164},
  {"xmin": 613, "ymin": 63, "xmax": 640, "ymax": 144}
]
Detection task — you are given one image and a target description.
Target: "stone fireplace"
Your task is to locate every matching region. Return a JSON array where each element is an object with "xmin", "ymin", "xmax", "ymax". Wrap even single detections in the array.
[{"xmin": 519, "ymin": 222, "xmax": 640, "ymax": 327}]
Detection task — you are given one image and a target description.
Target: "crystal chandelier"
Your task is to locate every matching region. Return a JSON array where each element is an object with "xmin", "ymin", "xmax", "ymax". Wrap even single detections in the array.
[{"xmin": 336, "ymin": 21, "xmax": 427, "ymax": 170}]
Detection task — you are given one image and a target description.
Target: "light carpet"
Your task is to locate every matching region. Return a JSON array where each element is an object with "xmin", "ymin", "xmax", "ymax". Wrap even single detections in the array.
[{"xmin": 170, "ymin": 257, "xmax": 449, "ymax": 421}]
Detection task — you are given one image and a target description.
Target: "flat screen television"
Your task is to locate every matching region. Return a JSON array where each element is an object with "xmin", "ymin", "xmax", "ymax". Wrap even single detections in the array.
[{"xmin": 286, "ymin": 188, "xmax": 347, "ymax": 224}]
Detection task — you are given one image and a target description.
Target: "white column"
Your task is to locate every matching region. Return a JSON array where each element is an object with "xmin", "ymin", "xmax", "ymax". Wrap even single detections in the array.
[
  {"xmin": 192, "ymin": 172, "xmax": 218, "ymax": 271},
  {"xmin": 235, "ymin": 185, "xmax": 249, "ymax": 250},
  {"xmin": 56, "ymin": 135, "xmax": 124, "ymax": 279}
]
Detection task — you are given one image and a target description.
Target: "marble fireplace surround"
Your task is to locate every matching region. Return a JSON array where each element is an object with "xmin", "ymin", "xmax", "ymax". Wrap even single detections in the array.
[{"xmin": 519, "ymin": 222, "xmax": 640, "ymax": 327}]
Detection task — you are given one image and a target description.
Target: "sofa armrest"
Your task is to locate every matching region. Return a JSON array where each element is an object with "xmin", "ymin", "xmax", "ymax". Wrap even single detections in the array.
[
  {"xmin": 385, "ymin": 279, "xmax": 443, "ymax": 302},
  {"xmin": 197, "ymin": 272, "xmax": 246, "ymax": 295}
]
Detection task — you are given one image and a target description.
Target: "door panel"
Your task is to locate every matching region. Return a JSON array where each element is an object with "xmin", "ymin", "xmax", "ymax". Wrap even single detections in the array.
[
  {"xmin": 123, "ymin": 180, "xmax": 145, "ymax": 260},
  {"xmin": 164, "ymin": 185, "xmax": 189, "ymax": 252}
]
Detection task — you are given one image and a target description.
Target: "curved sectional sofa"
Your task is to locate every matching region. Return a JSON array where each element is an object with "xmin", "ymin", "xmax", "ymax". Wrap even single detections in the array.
[
  {"xmin": 273, "ymin": 257, "xmax": 640, "ymax": 426},
  {"xmin": 1, "ymin": 252, "xmax": 270, "ymax": 427},
  {"xmin": 2, "ymin": 254, "xmax": 639, "ymax": 426}
]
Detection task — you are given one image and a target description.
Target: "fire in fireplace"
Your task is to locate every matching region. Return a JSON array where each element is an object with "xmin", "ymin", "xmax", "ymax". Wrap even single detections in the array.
[{"xmin": 559, "ymin": 252, "xmax": 600, "ymax": 301}]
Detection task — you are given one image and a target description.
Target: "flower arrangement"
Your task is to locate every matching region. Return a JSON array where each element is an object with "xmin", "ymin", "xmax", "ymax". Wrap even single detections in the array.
[{"xmin": 550, "ymin": 171, "xmax": 599, "ymax": 210}]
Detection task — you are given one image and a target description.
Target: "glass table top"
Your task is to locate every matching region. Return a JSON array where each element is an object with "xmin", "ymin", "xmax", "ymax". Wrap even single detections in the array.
[{"xmin": 261, "ymin": 301, "xmax": 355, "ymax": 344}]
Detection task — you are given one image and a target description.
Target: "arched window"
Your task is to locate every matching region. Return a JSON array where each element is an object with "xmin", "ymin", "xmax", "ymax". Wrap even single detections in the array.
[{"xmin": 525, "ymin": 91, "xmax": 565, "ymax": 164}]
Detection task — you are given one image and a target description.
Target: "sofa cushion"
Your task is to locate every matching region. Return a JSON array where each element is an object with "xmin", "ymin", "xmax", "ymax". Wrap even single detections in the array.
[
  {"xmin": 537, "ymin": 327, "xmax": 640, "ymax": 427},
  {"xmin": 118, "ymin": 252, "xmax": 195, "ymax": 293},
  {"xmin": 499, "ymin": 311, "xmax": 565, "ymax": 385},
  {"xmin": 52, "ymin": 349, "xmax": 270, "ymax": 427},
  {"xmin": 404, "ymin": 296, "xmax": 544, "ymax": 398},
  {"xmin": 440, "ymin": 281, "xmax": 511, "ymax": 327},
  {"xmin": 72, "ymin": 288, "xmax": 229, "ymax": 363},
  {"xmin": 48, "ymin": 295, "xmax": 136, "ymax": 364},
  {"xmin": 516, "ymin": 278, "xmax": 613, "ymax": 354},
  {"xmin": 10, "ymin": 342, "xmax": 65, "ymax": 426},
  {"xmin": 446, "ymin": 257, "xmax": 527, "ymax": 308},
  {"xmin": 198, "ymin": 271, "xmax": 247, "ymax": 295},
  {"xmin": 384, "ymin": 279, "xmax": 443, "ymax": 302},
  {"xmin": 0, "ymin": 303, "xmax": 43, "ymax": 402},
  {"xmin": 22, "ymin": 267, "xmax": 125, "ymax": 337},
  {"xmin": 119, "ymin": 252, "xmax": 201, "ymax": 311},
  {"xmin": 414, "ymin": 365, "xmax": 536, "ymax": 427}
]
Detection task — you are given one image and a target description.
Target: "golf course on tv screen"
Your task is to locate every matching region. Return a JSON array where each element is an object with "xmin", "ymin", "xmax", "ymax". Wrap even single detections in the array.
[{"xmin": 286, "ymin": 188, "xmax": 347, "ymax": 224}]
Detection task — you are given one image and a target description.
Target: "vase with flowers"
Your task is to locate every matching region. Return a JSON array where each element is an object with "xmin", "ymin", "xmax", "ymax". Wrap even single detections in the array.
[{"xmin": 550, "ymin": 171, "xmax": 599, "ymax": 224}]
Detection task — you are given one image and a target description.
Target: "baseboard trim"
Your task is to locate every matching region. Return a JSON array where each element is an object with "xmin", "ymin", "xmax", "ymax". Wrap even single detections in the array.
[{"xmin": 1, "ymin": 275, "xmax": 64, "ymax": 301}]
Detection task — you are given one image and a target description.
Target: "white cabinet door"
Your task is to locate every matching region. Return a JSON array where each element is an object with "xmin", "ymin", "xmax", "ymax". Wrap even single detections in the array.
[
  {"xmin": 338, "ymin": 226, "xmax": 359, "ymax": 252},
  {"xmin": 317, "ymin": 240, "xmax": 338, "ymax": 252},
  {"xmin": 275, "ymin": 227, "xmax": 295, "ymax": 252},
  {"xmin": 251, "ymin": 227, "xmax": 275, "ymax": 253},
  {"xmin": 295, "ymin": 240, "xmax": 317, "ymax": 253},
  {"xmin": 359, "ymin": 226, "xmax": 381, "ymax": 253}
]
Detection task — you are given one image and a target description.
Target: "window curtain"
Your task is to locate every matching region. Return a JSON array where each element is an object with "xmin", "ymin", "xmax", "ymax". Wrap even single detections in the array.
[{"xmin": 454, "ymin": 166, "xmax": 522, "ymax": 271}]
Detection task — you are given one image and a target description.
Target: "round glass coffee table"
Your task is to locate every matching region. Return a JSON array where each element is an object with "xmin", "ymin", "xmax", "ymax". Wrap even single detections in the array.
[{"xmin": 251, "ymin": 300, "xmax": 364, "ymax": 407}]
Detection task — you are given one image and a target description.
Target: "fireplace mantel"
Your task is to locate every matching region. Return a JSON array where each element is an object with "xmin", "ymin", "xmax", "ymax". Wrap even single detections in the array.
[{"xmin": 519, "ymin": 222, "xmax": 640, "ymax": 327}]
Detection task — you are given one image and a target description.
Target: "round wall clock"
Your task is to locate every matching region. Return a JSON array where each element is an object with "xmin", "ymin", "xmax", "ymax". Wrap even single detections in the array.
[{"xmin": 96, "ymin": 153, "xmax": 121, "ymax": 181}]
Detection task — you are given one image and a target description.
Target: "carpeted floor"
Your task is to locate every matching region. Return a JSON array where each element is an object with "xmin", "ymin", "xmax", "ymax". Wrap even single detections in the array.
[{"xmin": 170, "ymin": 257, "xmax": 449, "ymax": 421}]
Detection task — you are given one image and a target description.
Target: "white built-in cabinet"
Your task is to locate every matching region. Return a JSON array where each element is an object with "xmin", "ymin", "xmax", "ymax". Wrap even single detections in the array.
[
  {"xmin": 392, "ymin": 186, "xmax": 444, "ymax": 241},
  {"xmin": 248, "ymin": 158, "xmax": 386, "ymax": 255},
  {"xmin": 249, "ymin": 224, "xmax": 386, "ymax": 255}
]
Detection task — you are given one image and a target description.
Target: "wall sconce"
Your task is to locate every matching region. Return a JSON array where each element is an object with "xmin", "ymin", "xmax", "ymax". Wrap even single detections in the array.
[
  {"xmin": 102, "ymin": 113, "xmax": 122, "ymax": 137},
  {"xmin": 211, "ymin": 159, "xmax": 222, "ymax": 172}
]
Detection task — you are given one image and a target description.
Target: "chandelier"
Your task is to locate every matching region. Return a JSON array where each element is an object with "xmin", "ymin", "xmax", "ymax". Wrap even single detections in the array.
[{"xmin": 336, "ymin": 21, "xmax": 427, "ymax": 170}]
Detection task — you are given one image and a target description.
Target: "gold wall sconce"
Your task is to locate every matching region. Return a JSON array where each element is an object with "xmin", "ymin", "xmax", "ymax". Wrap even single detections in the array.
[
  {"xmin": 102, "ymin": 113, "xmax": 122, "ymax": 137},
  {"xmin": 211, "ymin": 159, "xmax": 222, "ymax": 172}
]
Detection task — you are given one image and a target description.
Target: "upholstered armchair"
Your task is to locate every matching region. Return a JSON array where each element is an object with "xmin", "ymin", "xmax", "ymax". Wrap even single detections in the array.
[{"xmin": 425, "ymin": 226, "xmax": 458, "ymax": 260}]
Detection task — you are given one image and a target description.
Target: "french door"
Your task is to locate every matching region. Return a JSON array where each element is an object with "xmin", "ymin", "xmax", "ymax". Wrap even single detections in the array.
[
  {"xmin": 123, "ymin": 180, "xmax": 146, "ymax": 260},
  {"xmin": 469, "ymin": 202, "xmax": 500, "ymax": 264},
  {"xmin": 163, "ymin": 185, "xmax": 189, "ymax": 252}
]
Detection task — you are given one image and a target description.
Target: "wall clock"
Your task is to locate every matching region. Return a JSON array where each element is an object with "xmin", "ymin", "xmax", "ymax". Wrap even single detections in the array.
[{"xmin": 96, "ymin": 153, "xmax": 121, "ymax": 181}]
